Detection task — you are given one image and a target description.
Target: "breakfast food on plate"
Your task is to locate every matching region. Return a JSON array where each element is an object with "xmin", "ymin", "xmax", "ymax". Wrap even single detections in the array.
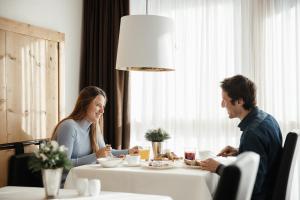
[
  {"xmin": 164, "ymin": 152, "xmax": 182, "ymax": 160},
  {"xmin": 148, "ymin": 160, "xmax": 172, "ymax": 167},
  {"xmin": 153, "ymin": 152, "xmax": 182, "ymax": 161},
  {"xmin": 184, "ymin": 159, "xmax": 201, "ymax": 166}
]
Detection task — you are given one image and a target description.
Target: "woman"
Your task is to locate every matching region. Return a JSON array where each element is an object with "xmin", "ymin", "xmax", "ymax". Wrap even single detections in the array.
[{"xmin": 51, "ymin": 86, "xmax": 137, "ymax": 167}]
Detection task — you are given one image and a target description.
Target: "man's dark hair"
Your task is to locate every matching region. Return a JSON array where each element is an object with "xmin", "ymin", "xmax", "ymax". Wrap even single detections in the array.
[{"xmin": 220, "ymin": 75, "xmax": 256, "ymax": 110}]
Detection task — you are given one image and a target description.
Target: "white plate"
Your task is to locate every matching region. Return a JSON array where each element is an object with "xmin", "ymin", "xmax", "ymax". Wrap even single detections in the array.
[
  {"xmin": 184, "ymin": 164, "xmax": 201, "ymax": 169},
  {"xmin": 97, "ymin": 158, "xmax": 123, "ymax": 168},
  {"xmin": 142, "ymin": 163, "xmax": 175, "ymax": 170},
  {"xmin": 123, "ymin": 163, "xmax": 141, "ymax": 167}
]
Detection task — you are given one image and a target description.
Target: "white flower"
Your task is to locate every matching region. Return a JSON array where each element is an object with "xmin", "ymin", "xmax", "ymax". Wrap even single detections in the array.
[
  {"xmin": 59, "ymin": 145, "xmax": 67, "ymax": 152},
  {"xmin": 30, "ymin": 140, "xmax": 71, "ymax": 171},
  {"xmin": 40, "ymin": 153, "xmax": 48, "ymax": 161},
  {"xmin": 51, "ymin": 140, "xmax": 59, "ymax": 151},
  {"xmin": 44, "ymin": 146, "xmax": 50, "ymax": 152}
]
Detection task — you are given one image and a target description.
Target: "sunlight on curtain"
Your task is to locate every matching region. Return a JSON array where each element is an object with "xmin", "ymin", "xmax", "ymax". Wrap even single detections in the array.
[
  {"xmin": 129, "ymin": 0, "xmax": 300, "ymax": 198},
  {"xmin": 257, "ymin": 0, "xmax": 300, "ymax": 135},
  {"xmin": 248, "ymin": 1, "xmax": 300, "ymax": 199},
  {"xmin": 129, "ymin": 0, "xmax": 242, "ymax": 154}
]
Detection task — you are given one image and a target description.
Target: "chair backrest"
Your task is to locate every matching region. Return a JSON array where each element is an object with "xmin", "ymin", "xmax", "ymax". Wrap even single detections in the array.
[
  {"xmin": 214, "ymin": 152, "xmax": 259, "ymax": 200},
  {"xmin": 4, "ymin": 140, "xmax": 47, "ymax": 187},
  {"xmin": 233, "ymin": 152, "xmax": 260, "ymax": 200},
  {"xmin": 213, "ymin": 165, "xmax": 241, "ymax": 200},
  {"xmin": 8, "ymin": 153, "xmax": 43, "ymax": 187},
  {"xmin": 272, "ymin": 132, "xmax": 299, "ymax": 200}
]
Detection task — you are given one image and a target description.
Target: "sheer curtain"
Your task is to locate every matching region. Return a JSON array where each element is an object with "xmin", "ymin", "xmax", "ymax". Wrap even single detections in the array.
[
  {"xmin": 129, "ymin": 0, "xmax": 300, "ymax": 198},
  {"xmin": 129, "ymin": 0, "xmax": 300, "ymax": 147},
  {"xmin": 130, "ymin": 0, "xmax": 242, "ymax": 154},
  {"xmin": 243, "ymin": 0, "xmax": 300, "ymax": 135},
  {"xmin": 246, "ymin": 1, "xmax": 300, "ymax": 199}
]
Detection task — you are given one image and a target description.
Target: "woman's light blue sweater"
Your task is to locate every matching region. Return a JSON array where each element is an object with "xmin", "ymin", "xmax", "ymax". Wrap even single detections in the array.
[{"xmin": 55, "ymin": 119, "xmax": 128, "ymax": 167}]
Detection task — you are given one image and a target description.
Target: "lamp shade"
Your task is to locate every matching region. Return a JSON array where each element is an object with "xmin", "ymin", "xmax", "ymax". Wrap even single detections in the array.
[{"xmin": 116, "ymin": 15, "xmax": 174, "ymax": 71}]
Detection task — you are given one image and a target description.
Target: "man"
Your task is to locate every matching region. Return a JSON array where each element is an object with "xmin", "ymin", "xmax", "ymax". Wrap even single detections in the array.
[{"xmin": 199, "ymin": 75, "xmax": 282, "ymax": 200}]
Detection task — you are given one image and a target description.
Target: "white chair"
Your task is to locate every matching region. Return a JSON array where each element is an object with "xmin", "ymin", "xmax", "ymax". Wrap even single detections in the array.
[{"xmin": 233, "ymin": 152, "xmax": 260, "ymax": 200}]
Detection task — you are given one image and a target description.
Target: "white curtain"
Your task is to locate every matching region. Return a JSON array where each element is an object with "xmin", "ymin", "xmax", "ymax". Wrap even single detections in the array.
[
  {"xmin": 130, "ymin": 0, "xmax": 243, "ymax": 154},
  {"xmin": 129, "ymin": 0, "xmax": 300, "ymax": 147},
  {"xmin": 129, "ymin": 0, "xmax": 300, "ymax": 198}
]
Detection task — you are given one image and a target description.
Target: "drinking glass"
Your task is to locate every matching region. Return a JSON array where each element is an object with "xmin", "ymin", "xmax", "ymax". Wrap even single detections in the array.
[
  {"xmin": 139, "ymin": 146, "xmax": 150, "ymax": 161},
  {"xmin": 184, "ymin": 148, "xmax": 196, "ymax": 160}
]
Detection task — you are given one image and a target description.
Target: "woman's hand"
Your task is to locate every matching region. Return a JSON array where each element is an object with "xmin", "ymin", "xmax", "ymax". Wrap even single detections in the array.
[
  {"xmin": 96, "ymin": 147, "xmax": 111, "ymax": 158},
  {"xmin": 217, "ymin": 145, "xmax": 238, "ymax": 157},
  {"xmin": 129, "ymin": 146, "xmax": 140, "ymax": 155}
]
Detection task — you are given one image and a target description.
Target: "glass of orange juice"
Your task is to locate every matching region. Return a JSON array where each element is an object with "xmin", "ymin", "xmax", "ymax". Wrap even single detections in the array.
[{"xmin": 139, "ymin": 146, "xmax": 150, "ymax": 161}]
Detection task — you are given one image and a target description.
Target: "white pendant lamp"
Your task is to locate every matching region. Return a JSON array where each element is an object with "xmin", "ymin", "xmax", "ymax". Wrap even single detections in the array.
[{"xmin": 116, "ymin": 1, "xmax": 174, "ymax": 71}]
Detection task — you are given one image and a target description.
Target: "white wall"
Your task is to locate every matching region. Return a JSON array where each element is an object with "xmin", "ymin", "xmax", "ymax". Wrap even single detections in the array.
[{"xmin": 0, "ymin": 0, "xmax": 83, "ymax": 115}]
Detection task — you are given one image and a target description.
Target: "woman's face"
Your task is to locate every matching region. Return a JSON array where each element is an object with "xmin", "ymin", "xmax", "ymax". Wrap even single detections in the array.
[{"xmin": 85, "ymin": 95, "xmax": 106, "ymax": 123}]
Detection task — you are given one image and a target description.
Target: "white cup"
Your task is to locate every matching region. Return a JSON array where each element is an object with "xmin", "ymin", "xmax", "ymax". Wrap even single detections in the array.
[
  {"xmin": 126, "ymin": 154, "xmax": 140, "ymax": 166},
  {"xmin": 198, "ymin": 150, "xmax": 215, "ymax": 160},
  {"xmin": 76, "ymin": 178, "xmax": 89, "ymax": 196},
  {"xmin": 88, "ymin": 179, "xmax": 101, "ymax": 196}
]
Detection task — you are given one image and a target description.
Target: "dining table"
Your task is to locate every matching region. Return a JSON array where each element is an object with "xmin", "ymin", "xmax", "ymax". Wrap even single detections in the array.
[
  {"xmin": 64, "ymin": 159, "xmax": 231, "ymax": 200},
  {"xmin": 0, "ymin": 186, "xmax": 173, "ymax": 200}
]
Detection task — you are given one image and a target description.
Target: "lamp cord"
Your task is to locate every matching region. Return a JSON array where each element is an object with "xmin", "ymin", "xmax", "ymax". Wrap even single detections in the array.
[{"xmin": 146, "ymin": 0, "xmax": 148, "ymax": 15}]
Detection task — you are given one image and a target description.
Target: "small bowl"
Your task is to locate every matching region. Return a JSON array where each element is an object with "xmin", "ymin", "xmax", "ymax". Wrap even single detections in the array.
[
  {"xmin": 126, "ymin": 154, "xmax": 141, "ymax": 166},
  {"xmin": 97, "ymin": 157, "xmax": 123, "ymax": 168}
]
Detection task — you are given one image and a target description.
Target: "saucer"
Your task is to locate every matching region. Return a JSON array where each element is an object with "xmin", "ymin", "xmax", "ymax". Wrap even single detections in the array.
[{"xmin": 123, "ymin": 163, "xmax": 141, "ymax": 167}]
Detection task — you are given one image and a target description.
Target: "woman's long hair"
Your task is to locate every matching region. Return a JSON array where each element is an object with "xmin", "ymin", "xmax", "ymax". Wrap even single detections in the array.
[{"xmin": 51, "ymin": 86, "xmax": 107, "ymax": 153}]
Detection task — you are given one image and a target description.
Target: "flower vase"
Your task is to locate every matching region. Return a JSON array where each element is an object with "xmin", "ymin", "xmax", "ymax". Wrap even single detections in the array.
[
  {"xmin": 42, "ymin": 168, "xmax": 63, "ymax": 199},
  {"xmin": 152, "ymin": 142, "xmax": 163, "ymax": 158}
]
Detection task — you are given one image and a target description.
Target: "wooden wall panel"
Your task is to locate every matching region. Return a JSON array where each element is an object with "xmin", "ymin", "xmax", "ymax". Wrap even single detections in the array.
[
  {"xmin": 0, "ymin": 17, "xmax": 64, "ymax": 187},
  {"xmin": 46, "ymin": 40, "xmax": 59, "ymax": 137},
  {"xmin": 5, "ymin": 32, "xmax": 57, "ymax": 142},
  {"xmin": 6, "ymin": 32, "xmax": 35, "ymax": 142},
  {"xmin": 0, "ymin": 30, "xmax": 6, "ymax": 144},
  {"xmin": 58, "ymin": 42, "xmax": 65, "ymax": 119},
  {"xmin": 0, "ymin": 17, "xmax": 64, "ymax": 42}
]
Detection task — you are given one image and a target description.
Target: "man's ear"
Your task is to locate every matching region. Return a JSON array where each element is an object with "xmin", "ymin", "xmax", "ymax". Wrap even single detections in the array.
[{"xmin": 237, "ymin": 98, "xmax": 245, "ymax": 105}]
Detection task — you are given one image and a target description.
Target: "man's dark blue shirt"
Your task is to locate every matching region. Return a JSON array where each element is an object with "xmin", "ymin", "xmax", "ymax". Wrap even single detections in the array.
[{"xmin": 238, "ymin": 107, "xmax": 282, "ymax": 200}]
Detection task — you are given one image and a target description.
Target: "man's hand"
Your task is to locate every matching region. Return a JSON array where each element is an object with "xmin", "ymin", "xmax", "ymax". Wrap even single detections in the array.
[
  {"xmin": 198, "ymin": 158, "xmax": 220, "ymax": 172},
  {"xmin": 217, "ymin": 145, "xmax": 238, "ymax": 157}
]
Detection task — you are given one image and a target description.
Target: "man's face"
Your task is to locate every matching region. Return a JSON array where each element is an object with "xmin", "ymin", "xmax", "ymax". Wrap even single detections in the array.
[{"xmin": 221, "ymin": 90, "xmax": 243, "ymax": 119}]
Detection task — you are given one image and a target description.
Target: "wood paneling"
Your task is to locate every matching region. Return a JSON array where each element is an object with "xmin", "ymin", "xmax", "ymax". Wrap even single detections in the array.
[
  {"xmin": 6, "ymin": 32, "xmax": 36, "ymax": 142},
  {"xmin": 58, "ymin": 42, "xmax": 65, "ymax": 119},
  {"xmin": 0, "ymin": 17, "xmax": 64, "ymax": 187},
  {"xmin": 5, "ymin": 32, "xmax": 59, "ymax": 142},
  {"xmin": 0, "ymin": 30, "xmax": 6, "ymax": 144},
  {"xmin": 46, "ymin": 40, "xmax": 59, "ymax": 137},
  {"xmin": 0, "ymin": 17, "xmax": 64, "ymax": 42}
]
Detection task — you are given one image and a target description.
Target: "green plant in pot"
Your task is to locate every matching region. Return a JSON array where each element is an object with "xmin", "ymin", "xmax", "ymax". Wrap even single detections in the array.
[{"xmin": 145, "ymin": 128, "xmax": 170, "ymax": 158}]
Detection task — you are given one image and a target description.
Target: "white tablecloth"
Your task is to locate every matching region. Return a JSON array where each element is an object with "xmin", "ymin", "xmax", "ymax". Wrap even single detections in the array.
[
  {"xmin": 0, "ymin": 186, "xmax": 173, "ymax": 200},
  {"xmin": 64, "ymin": 161, "xmax": 221, "ymax": 200}
]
